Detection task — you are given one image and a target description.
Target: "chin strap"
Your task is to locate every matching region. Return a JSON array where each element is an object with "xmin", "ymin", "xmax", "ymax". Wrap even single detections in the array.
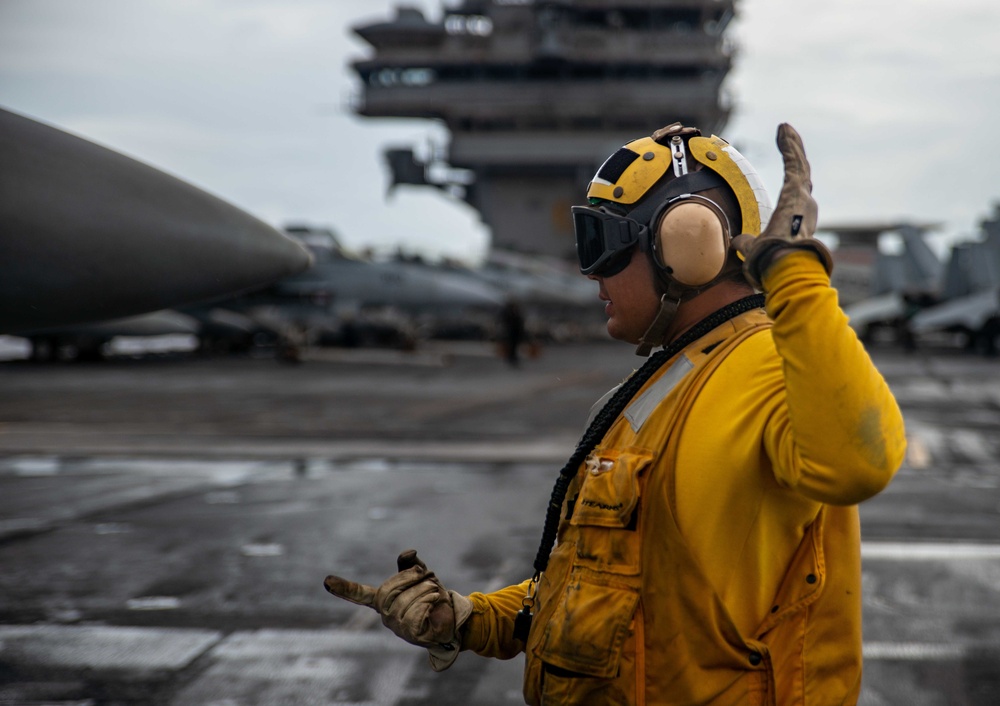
[
  {"xmin": 637, "ymin": 250, "xmax": 752, "ymax": 357},
  {"xmin": 635, "ymin": 294, "xmax": 679, "ymax": 357},
  {"xmin": 635, "ymin": 275, "xmax": 707, "ymax": 357}
]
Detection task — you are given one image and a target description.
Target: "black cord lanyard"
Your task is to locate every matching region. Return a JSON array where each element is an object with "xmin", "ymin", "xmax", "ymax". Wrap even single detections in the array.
[{"xmin": 512, "ymin": 293, "xmax": 766, "ymax": 642}]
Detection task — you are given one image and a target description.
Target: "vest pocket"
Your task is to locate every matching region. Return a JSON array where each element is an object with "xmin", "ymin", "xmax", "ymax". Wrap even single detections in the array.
[
  {"xmin": 570, "ymin": 447, "xmax": 653, "ymax": 574},
  {"xmin": 540, "ymin": 666, "xmax": 634, "ymax": 706},
  {"xmin": 535, "ymin": 569, "xmax": 640, "ymax": 679}
]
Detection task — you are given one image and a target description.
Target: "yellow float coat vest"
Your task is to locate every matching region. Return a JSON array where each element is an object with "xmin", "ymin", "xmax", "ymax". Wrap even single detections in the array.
[{"xmin": 463, "ymin": 254, "xmax": 907, "ymax": 705}]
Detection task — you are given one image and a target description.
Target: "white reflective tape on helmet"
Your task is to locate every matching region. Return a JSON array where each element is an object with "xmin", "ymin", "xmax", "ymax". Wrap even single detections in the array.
[{"xmin": 721, "ymin": 143, "xmax": 773, "ymax": 232}]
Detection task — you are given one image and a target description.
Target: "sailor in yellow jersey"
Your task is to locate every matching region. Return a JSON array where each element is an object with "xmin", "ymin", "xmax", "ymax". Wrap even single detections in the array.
[{"xmin": 323, "ymin": 123, "xmax": 907, "ymax": 705}]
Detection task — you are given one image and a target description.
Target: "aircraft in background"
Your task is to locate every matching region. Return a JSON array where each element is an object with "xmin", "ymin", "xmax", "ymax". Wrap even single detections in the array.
[
  {"xmin": 14, "ymin": 225, "xmax": 575, "ymax": 361},
  {"xmin": 188, "ymin": 225, "xmax": 610, "ymax": 355},
  {"xmin": 821, "ymin": 211, "xmax": 1000, "ymax": 355},
  {"xmin": 473, "ymin": 249, "xmax": 594, "ymax": 313},
  {"xmin": 0, "ymin": 108, "xmax": 312, "ymax": 335},
  {"xmin": 22, "ymin": 310, "xmax": 201, "ymax": 362},
  {"xmin": 817, "ymin": 221, "xmax": 943, "ymax": 345},
  {"xmin": 908, "ymin": 205, "xmax": 1000, "ymax": 355},
  {"xmin": 186, "ymin": 226, "xmax": 506, "ymax": 351},
  {"xmin": 426, "ymin": 248, "xmax": 602, "ymax": 341},
  {"xmin": 279, "ymin": 226, "xmax": 503, "ymax": 316}
]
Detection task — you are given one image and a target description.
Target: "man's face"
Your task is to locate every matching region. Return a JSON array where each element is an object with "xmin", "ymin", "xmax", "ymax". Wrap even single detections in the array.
[{"xmin": 588, "ymin": 248, "xmax": 662, "ymax": 344}]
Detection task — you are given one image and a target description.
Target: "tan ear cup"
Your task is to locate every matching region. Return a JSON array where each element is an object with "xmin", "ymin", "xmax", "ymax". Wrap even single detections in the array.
[{"xmin": 654, "ymin": 198, "xmax": 730, "ymax": 287}]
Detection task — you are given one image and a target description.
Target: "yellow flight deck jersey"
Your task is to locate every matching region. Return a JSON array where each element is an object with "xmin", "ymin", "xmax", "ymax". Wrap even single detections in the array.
[{"xmin": 459, "ymin": 253, "xmax": 907, "ymax": 705}]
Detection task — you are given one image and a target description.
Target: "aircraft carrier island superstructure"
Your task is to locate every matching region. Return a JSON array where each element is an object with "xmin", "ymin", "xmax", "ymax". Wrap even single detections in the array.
[{"xmin": 350, "ymin": 0, "xmax": 737, "ymax": 260}]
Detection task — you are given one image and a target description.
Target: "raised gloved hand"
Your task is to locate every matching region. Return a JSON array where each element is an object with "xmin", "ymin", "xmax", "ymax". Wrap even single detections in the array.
[
  {"xmin": 731, "ymin": 123, "xmax": 833, "ymax": 290},
  {"xmin": 324, "ymin": 549, "xmax": 472, "ymax": 671}
]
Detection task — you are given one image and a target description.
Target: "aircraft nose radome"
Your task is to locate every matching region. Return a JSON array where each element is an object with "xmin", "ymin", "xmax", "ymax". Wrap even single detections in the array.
[{"xmin": 0, "ymin": 108, "xmax": 312, "ymax": 333}]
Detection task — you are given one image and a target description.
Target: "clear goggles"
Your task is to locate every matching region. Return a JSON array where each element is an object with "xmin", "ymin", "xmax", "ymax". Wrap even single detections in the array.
[{"xmin": 572, "ymin": 205, "xmax": 646, "ymax": 277}]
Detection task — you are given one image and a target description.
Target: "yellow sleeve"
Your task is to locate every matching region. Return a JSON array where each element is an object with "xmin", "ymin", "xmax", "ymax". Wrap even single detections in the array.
[
  {"xmin": 761, "ymin": 251, "xmax": 907, "ymax": 505},
  {"xmin": 461, "ymin": 579, "xmax": 532, "ymax": 659}
]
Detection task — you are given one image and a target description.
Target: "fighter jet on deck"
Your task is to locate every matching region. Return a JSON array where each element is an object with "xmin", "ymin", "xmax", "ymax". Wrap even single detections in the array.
[
  {"xmin": 418, "ymin": 249, "xmax": 602, "ymax": 342},
  {"xmin": 279, "ymin": 226, "xmax": 503, "ymax": 316},
  {"xmin": 0, "ymin": 108, "xmax": 312, "ymax": 334},
  {"xmin": 817, "ymin": 221, "xmax": 943, "ymax": 344},
  {"xmin": 908, "ymin": 205, "xmax": 1000, "ymax": 354},
  {"xmin": 194, "ymin": 226, "xmax": 505, "ymax": 349}
]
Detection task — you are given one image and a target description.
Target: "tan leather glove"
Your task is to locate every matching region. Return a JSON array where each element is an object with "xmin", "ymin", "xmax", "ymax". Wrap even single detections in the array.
[
  {"xmin": 324, "ymin": 549, "xmax": 472, "ymax": 671},
  {"xmin": 731, "ymin": 123, "xmax": 834, "ymax": 290}
]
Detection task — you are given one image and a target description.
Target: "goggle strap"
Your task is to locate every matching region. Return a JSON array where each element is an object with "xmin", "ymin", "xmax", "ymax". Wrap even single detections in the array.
[{"xmin": 614, "ymin": 218, "xmax": 641, "ymax": 249}]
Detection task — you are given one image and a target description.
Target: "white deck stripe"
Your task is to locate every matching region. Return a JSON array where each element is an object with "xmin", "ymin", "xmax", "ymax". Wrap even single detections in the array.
[
  {"xmin": 863, "ymin": 641, "xmax": 992, "ymax": 661},
  {"xmin": 862, "ymin": 541, "xmax": 1000, "ymax": 560}
]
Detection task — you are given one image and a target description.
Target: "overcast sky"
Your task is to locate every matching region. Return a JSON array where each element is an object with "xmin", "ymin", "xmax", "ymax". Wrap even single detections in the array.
[{"xmin": 2, "ymin": 0, "xmax": 999, "ymax": 264}]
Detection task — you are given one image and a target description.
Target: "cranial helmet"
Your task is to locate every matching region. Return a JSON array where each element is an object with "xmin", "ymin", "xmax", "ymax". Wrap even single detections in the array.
[{"xmin": 573, "ymin": 122, "xmax": 773, "ymax": 355}]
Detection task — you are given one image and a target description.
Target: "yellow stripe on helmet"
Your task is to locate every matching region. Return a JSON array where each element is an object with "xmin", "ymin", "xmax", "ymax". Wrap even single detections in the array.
[
  {"xmin": 586, "ymin": 137, "xmax": 674, "ymax": 206},
  {"xmin": 688, "ymin": 135, "xmax": 773, "ymax": 236}
]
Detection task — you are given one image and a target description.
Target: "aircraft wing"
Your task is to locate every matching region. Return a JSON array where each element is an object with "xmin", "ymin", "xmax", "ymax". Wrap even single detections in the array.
[
  {"xmin": 910, "ymin": 289, "xmax": 999, "ymax": 333},
  {"xmin": 842, "ymin": 292, "xmax": 906, "ymax": 332}
]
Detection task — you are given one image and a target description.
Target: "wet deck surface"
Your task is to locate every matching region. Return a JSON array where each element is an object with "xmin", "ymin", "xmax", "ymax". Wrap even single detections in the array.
[{"xmin": 1, "ymin": 341, "xmax": 998, "ymax": 705}]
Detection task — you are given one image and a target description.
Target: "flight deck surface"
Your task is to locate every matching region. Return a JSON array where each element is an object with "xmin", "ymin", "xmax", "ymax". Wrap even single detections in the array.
[{"xmin": 1, "ymin": 341, "xmax": 998, "ymax": 704}]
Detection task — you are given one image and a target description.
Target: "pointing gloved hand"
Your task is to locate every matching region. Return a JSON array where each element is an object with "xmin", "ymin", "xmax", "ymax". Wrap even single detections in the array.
[
  {"xmin": 731, "ymin": 123, "xmax": 834, "ymax": 290},
  {"xmin": 324, "ymin": 549, "xmax": 472, "ymax": 671}
]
